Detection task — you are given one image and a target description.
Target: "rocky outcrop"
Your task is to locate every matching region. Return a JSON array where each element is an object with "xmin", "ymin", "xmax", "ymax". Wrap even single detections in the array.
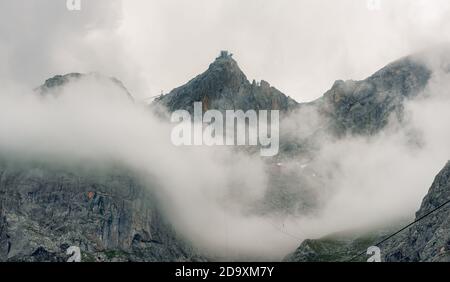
[
  {"xmin": 317, "ymin": 56, "xmax": 432, "ymax": 136},
  {"xmin": 0, "ymin": 160, "xmax": 202, "ymax": 262}
]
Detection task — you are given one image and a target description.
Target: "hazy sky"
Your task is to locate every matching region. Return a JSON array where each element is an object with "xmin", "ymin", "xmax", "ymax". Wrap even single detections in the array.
[{"xmin": 1, "ymin": 0, "xmax": 450, "ymax": 101}]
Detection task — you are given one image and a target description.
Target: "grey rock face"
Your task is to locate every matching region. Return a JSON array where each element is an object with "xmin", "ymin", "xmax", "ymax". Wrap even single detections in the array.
[
  {"xmin": 154, "ymin": 52, "xmax": 298, "ymax": 114},
  {"xmin": 0, "ymin": 160, "xmax": 202, "ymax": 262},
  {"xmin": 383, "ymin": 161, "xmax": 450, "ymax": 262}
]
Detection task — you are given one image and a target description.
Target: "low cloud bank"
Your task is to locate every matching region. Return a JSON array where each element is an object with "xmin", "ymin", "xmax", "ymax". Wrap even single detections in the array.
[{"xmin": 1, "ymin": 59, "xmax": 449, "ymax": 260}]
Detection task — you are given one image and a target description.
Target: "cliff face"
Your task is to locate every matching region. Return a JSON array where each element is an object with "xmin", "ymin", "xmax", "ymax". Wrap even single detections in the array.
[
  {"xmin": 0, "ymin": 160, "xmax": 201, "ymax": 262},
  {"xmin": 383, "ymin": 161, "xmax": 450, "ymax": 262}
]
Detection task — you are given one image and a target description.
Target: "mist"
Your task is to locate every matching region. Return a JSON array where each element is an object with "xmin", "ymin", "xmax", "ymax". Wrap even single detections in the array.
[
  {"xmin": 0, "ymin": 55, "xmax": 449, "ymax": 260},
  {"xmin": 1, "ymin": 0, "xmax": 450, "ymax": 261}
]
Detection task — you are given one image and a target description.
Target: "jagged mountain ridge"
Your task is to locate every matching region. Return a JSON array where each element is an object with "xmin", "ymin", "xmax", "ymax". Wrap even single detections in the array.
[
  {"xmin": 155, "ymin": 51, "xmax": 434, "ymax": 139},
  {"xmin": 36, "ymin": 51, "xmax": 436, "ymax": 140}
]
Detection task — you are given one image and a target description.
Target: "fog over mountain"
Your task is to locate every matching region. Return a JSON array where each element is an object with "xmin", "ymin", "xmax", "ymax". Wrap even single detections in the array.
[
  {"xmin": 1, "ymin": 46, "xmax": 449, "ymax": 260},
  {"xmin": 1, "ymin": 1, "xmax": 450, "ymax": 262}
]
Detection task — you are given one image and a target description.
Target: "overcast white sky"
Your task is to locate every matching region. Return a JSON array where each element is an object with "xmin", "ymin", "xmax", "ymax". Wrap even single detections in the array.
[{"xmin": 1, "ymin": 0, "xmax": 450, "ymax": 102}]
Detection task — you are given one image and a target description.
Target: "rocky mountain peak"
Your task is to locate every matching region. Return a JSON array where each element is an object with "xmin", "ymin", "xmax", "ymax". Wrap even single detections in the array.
[
  {"xmin": 318, "ymin": 55, "xmax": 432, "ymax": 135},
  {"xmin": 154, "ymin": 51, "xmax": 298, "ymax": 113},
  {"xmin": 206, "ymin": 50, "xmax": 248, "ymax": 86},
  {"xmin": 416, "ymin": 161, "xmax": 450, "ymax": 218}
]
